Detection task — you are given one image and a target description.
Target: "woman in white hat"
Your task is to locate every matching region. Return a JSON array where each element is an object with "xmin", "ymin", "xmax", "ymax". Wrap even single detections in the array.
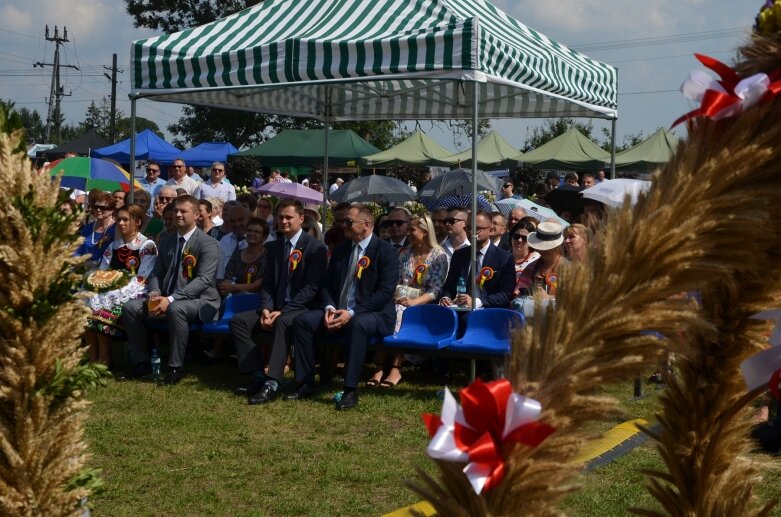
[{"xmin": 527, "ymin": 221, "xmax": 567, "ymax": 298}]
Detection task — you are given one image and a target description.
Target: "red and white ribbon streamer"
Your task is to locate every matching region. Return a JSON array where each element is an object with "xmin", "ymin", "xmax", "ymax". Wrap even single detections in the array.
[
  {"xmin": 673, "ymin": 54, "xmax": 781, "ymax": 127},
  {"xmin": 423, "ymin": 379, "xmax": 554, "ymax": 494}
]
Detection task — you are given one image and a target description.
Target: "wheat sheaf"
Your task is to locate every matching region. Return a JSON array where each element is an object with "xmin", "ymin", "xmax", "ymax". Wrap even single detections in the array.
[{"xmin": 413, "ymin": 23, "xmax": 781, "ymax": 517}]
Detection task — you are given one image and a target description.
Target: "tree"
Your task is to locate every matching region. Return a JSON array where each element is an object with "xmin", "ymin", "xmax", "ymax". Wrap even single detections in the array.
[
  {"xmin": 522, "ymin": 117, "xmax": 595, "ymax": 152},
  {"xmin": 125, "ymin": 0, "xmax": 258, "ymax": 33},
  {"xmin": 116, "ymin": 116, "xmax": 161, "ymax": 141},
  {"xmin": 599, "ymin": 127, "xmax": 648, "ymax": 153},
  {"xmin": 0, "ymin": 99, "xmax": 28, "ymax": 154},
  {"xmin": 17, "ymin": 107, "xmax": 46, "ymax": 144}
]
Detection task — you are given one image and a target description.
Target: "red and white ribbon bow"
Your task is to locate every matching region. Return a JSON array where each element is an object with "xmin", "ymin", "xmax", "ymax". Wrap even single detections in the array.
[
  {"xmin": 422, "ymin": 379, "xmax": 554, "ymax": 494},
  {"xmin": 673, "ymin": 54, "xmax": 781, "ymax": 127}
]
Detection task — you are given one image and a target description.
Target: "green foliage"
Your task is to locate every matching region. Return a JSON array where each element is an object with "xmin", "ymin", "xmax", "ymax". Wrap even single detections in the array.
[
  {"xmin": 0, "ymin": 99, "xmax": 28, "ymax": 153},
  {"xmin": 523, "ymin": 117, "xmax": 595, "ymax": 151},
  {"xmin": 333, "ymin": 120, "xmax": 399, "ymax": 151},
  {"xmin": 38, "ymin": 360, "xmax": 111, "ymax": 409},
  {"xmin": 12, "ymin": 188, "xmax": 81, "ymax": 250},
  {"xmin": 18, "ymin": 107, "xmax": 46, "ymax": 144},
  {"xmin": 116, "ymin": 116, "xmax": 161, "ymax": 141},
  {"xmin": 125, "ymin": 0, "xmax": 258, "ymax": 32},
  {"xmin": 66, "ymin": 467, "xmax": 106, "ymax": 495}
]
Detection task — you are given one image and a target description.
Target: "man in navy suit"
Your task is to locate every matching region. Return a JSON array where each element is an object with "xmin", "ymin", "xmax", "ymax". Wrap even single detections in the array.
[
  {"xmin": 230, "ymin": 199, "xmax": 328, "ymax": 404},
  {"xmin": 440, "ymin": 211, "xmax": 515, "ymax": 310},
  {"xmin": 291, "ymin": 203, "xmax": 398, "ymax": 410}
]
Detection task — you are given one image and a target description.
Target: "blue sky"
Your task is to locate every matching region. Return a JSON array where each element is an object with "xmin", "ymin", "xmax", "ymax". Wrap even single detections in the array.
[{"xmin": 0, "ymin": 0, "xmax": 759, "ymax": 151}]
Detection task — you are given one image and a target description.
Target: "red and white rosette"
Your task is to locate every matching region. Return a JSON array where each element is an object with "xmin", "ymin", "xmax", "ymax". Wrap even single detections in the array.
[
  {"xmin": 741, "ymin": 309, "xmax": 781, "ymax": 394},
  {"xmin": 673, "ymin": 54, "xmax": 781, "ymax": 127},
  {"xmin": 422, "ymin": 379, "xmax": 555, "ymax": 495}
]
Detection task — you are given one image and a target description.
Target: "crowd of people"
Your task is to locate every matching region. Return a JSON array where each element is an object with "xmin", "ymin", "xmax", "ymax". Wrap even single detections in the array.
[{"xmin": 69, "ymin": 158, "xmax": 606, "ymax": 410}]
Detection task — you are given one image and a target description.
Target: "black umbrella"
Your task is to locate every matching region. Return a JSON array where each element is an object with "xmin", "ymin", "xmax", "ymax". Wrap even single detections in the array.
[
  {"xmin": 417, "ymin": 168, "xmax": 499, "ymax": 203},
  {"xmin": 329, "ymin": 175, "xmax": 416, "ymax": 204},
  {"xmin": 544, "ymin": 185, "xmax": 584, "ymax": 218}
]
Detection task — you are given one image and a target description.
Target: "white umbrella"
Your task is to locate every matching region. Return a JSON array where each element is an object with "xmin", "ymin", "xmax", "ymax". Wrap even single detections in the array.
[
  {"xmin": 494, "ymin": 198, "xmax": 569, "ymax": 227},
  {"xmin": 581, "ymin": 178, "xmax": 652, "ymax": 208}
]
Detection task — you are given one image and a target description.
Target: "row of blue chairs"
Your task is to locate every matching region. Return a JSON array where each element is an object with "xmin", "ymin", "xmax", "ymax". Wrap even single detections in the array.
[
  {"xmin": 147, "ymin": 295, "xmax": 524, "ymax": 363},
  {"xmin": 384, "ymin": 305, "xmax": 524, "ymax": 356}
]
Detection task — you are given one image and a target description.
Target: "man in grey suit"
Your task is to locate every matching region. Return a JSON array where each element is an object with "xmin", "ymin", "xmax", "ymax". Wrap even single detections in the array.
[{"xmin": 123, "ymin": 195, "xmax": 221, "ymax": 385}]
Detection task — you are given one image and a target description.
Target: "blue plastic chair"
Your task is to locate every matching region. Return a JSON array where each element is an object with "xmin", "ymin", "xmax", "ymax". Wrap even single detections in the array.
[
  {"xmin": 449, "ymin": 308, "xmax": 525, "ymax": 355},
  {"xmin": 383, "ymin": 305, "xmax": 458, "ymax": 350},
  {"xmin": 201, "ymin": 293, "xmax": 262, "ymax": 335}
]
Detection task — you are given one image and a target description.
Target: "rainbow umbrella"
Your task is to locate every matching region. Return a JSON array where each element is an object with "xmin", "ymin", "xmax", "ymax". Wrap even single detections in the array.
[{"xmin": 47, "ymin": 157, "xmax": 143, "ymax": 192}]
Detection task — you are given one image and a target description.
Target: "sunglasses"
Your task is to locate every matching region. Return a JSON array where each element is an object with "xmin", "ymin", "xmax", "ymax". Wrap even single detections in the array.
[
  {"xmin": 503, "ymin": 184, "xmax": 513, "ymax": 189},
  {"xmin": 475, "ymin": 226, "xmax": 491, "ymax": 232},
  {"xmin": 445, "ymin": 217, "xmax": 465, "ymax": 225},
  {"xmin": 342, "ymin": 218, "xmax": 366, "ymax": 226},
  {"xmin": 386, "ymin": 220, "xmax": 407, "ymax": 227},
  {"xmin": 173, "ymin": 164, "xmax": 185, "ymax": 168},
  {"xmin": 212, "ymin": 168, "xmax": 224, "ymax": 172},
  {"xmin": 92, "ymin": 205, "xmax": 111, "ymax": 211},
  {"xmin": 146, "ymin": 168, "xmax": 160, "ymax": 173},
  {"xmin": 512, "ymin": 234, "xmax": 528, "ymax": 242}
]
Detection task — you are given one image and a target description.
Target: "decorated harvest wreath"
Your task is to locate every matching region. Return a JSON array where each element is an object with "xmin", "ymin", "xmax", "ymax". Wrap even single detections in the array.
[
  {"xmin": 83, "ymin": 269, "xmax": 129, "ymax": 293},
  {"xmin": 410, "ymin": 2, "xmax": 781, "ymax": 515}
]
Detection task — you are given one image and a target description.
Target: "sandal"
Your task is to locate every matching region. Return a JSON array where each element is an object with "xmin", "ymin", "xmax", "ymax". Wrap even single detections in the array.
[
  {"xmin": 367, "ymin": 369, "xmax": 384, "ymax": 387},
  {"xmin": 380, "ymin": 367, "xmax": 402, "ymax": 388}
]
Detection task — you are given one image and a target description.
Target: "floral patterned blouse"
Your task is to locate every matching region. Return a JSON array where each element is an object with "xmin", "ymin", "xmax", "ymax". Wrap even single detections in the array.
[{"xmin": 397, "ymin": 246, "xmax": 449, "ymax": 301}]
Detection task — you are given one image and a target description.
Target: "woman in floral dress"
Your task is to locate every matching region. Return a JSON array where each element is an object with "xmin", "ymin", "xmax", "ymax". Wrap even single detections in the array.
[
  {"xmin": 368, "ymin": 214, "xmax": 448, "ymax": 387},
  {"xmin": 84, "ymin": 204, "xmax": 157, "ymax": 366}
]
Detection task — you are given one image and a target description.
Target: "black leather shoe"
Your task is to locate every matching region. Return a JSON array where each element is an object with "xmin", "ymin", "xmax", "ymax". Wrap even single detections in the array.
[
  {"xmin": 234, "ymin": 376, "xmax": 267, "ymax": 397},
  {"xmin": 335, "ymin": 390, "xmax": 358, "ymax": 410},
  {"xmin": 284, "ymin": 383, "xmax": 316, "ymax": 401},
  {"xmin": 248, "ymin": 383, "xmax": 277, "ymax": 405},
  {"xmin": 159, "ymin": 368, "xmax": 184, "ymax": 386}
]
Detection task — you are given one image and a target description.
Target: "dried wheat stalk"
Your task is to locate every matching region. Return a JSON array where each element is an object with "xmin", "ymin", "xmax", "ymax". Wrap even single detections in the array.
[
  {"xmin": 412, "ymin": 30, "xmax": 781, "ymax": 516},
  {"xmin": 0, "ymin": 132, "xmax": 101, "ymax": 516}
]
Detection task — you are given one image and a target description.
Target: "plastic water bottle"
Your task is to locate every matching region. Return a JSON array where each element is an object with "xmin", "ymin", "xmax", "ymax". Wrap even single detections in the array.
[
  {"xmin": 456, "ymin": 276, "xmax": 467, "ymax": 306},
  {"xmin": 150, "ymin": 348, "xmax": 161, "ymax": 380}
]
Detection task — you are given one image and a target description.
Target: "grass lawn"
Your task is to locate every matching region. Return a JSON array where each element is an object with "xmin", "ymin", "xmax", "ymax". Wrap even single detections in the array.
[{"xmin": 84, "ymin": 362, "xmax": 781, "ymax": 516}]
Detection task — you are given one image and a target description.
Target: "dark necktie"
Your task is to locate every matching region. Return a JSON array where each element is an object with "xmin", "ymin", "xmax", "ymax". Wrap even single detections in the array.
[
  {"xmin": 277, "ymin": 240, "xmax": 292, "ymax": 307},
  {"xmin": 166, "ymin": 236, "xmax": 185, "ymax": 295},
  {"xmin": 338, "ymin": 244, "xmax": 359, "ymax": 310}
]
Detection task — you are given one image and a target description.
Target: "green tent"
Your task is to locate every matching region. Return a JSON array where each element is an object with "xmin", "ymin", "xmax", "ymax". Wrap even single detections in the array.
[
  {"xmin": 130, "ymin": 0, "xmax": 617, "ymax": 121},
  {"xmin": 435, "ymin": 130, "xmax": 521, "ymax": 167},
  {"xmin": 614, "ymin": 128, "xmax": 679, "ymax": 171},
  {"xmin": 231, "ymin": 129, "xmax": 379, "ymax": 167},
  {"xmin": 516, "ymin": 128, "xmax": 610, "ymax": 171},
  {"xmin": 362, "ymin": 130, "xmax": 454, "ymax": 167}
]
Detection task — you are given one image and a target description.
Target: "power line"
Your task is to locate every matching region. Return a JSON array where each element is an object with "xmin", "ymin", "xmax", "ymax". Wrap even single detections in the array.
[{"xmin": 573, "ymin": 27, "xmax": 749, "ymax": 52}]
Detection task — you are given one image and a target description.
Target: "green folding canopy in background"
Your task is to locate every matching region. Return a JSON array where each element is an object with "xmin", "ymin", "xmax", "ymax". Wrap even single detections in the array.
[
  {"xmin": 130, "ymin": 0, "xmax": 617, "ymax": 121},
  {"xmin": 434, "ymin": 130, "xmax": 521, "ymax": 167},
  {"xmin": 362, "ymin": 130, "xmax": 455, "ymax": 167},
  {"xmin": 614, "ymin": 128, "xmax": 679, "ymax": 171},
  {"xmin": 515, "ymin": 128, "xmax": 610, "ymax": 171},
  {"xmin": 231, "ymin": 129, "xmax": 379, "ymax": 167}
]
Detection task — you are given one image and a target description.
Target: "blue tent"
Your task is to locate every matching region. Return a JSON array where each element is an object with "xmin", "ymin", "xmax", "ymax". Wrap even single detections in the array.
[
  {"xmin": 93, "ymin": 129, "xmax": 180, "ymax": 164},
  {"xmin": 158, "ymin": 142, "xmax": 239, "ymax": 167}
]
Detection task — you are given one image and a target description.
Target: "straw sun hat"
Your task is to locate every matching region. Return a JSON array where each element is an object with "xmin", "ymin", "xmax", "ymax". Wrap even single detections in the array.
[{"xmin": 527, "ymin": 221, "xmax": 564, "ymax": 250}]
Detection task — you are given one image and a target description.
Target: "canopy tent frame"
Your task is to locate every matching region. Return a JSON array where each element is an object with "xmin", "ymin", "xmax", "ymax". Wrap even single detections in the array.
[{"xmin": 126, "ymin": 0, "xmax": 619, "ymax": 308}]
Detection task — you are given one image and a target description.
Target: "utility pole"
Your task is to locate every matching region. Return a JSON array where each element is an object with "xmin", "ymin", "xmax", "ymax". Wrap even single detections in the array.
[
  {"xmin": 103, "ymin": 53, "xmax": 122, "ymax": 144},
  {"xmin": 34, "ymin": 25, "xmax": 78, "ymax": 145}
]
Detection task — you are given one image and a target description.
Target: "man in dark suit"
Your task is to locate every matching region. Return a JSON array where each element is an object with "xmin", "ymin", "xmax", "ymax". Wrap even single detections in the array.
[
  {"xmin": 123, "ymin": 195, "xmax": 221, "ymax": 385},
  {"xmin": 385, "ymin": 206, "xmax": 410, "ymax": 250},
  {"xmin": 440, "ymin": 211, "xmax": 515, "ymax": 310},
  {"xmin": 229, "ymin": 199, "xmax": 327, "ymax": 404},
  {"xmin": 291, "ymin": 203, "xmax": 398, "ymax": 410}
]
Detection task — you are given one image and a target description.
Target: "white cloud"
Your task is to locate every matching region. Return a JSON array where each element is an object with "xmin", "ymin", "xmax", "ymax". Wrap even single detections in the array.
[{"xmin": 0, "ymin": 4, "xmax": 33, "ymax": 30}]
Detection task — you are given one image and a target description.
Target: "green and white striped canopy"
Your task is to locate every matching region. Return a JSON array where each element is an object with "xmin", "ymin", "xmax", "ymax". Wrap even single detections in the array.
[{"xmin": 131, "ymin": 0, "xmax": 618, "ymax": 120}]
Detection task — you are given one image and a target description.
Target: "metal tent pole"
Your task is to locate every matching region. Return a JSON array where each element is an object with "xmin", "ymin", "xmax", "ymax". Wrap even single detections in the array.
[
  {"xmin": 470, "ymin": 80, "xmax": 479, "ymax": 311},
  {"xmin": 610, "ymin": 118, "xmax": 617, "ymax": 179},
  {"xmin": 128, "ymin": 96, "xmax": 137, "ymax": 204},
  {"xmin": 321, "ymin": 88, "xmax": 330, "ymax": 230}
]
